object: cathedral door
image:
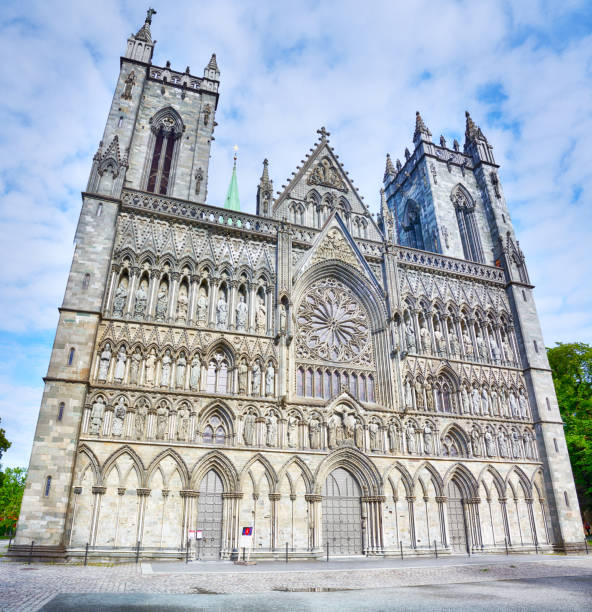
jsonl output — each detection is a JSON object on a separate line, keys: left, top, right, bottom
{"left": 197, "top": 470, "right": 224, "bottom": 559}
{"left": 446, "top": 480, "right": 468, "bottom": 553}
{"left": 322, "top": 468, "right": 363, "bottom": 555}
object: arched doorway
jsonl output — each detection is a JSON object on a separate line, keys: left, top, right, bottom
{"left": 446, "top": 480, "right": 468, "bottom": 553}
{"left": 197, "top": 470, "right": 223, "bottom": 559}
{"left": 322, "top": 468, "right": 363, "bottom": 555}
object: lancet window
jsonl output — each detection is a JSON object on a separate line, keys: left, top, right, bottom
{"left": 145, "top": 107, "right": 184, "bottom": 195}
{"left": 401, "top": 199, "right": 424, "bottom": 250}
{"left": 452, "top": 185, "right": 484, "bottom": 263}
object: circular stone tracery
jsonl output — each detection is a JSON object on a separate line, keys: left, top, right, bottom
{"left": 296, "top": 278, "right": 370, "bottom": 363}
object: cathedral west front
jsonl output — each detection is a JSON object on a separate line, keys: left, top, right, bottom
{"left": 12, "top": 10, "right": 584, "bottom": 561}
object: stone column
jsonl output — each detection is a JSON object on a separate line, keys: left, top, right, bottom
{"left": 89, "top": 486, "right": 106, "bottom": 545}
{"left": 499, "top": 497, "right": 511, "bottom": 547}
{"left": 406, "top": 496, "right": 417, "bottom": 548}
{"left": 248, "top": 282, "right": 257, "bottom": 333}
{"left": 222, "top": 492, "right": 243, "bottom": 554}
{"left": 266, "top": 287, "right": 273, "bottom": 335}
{"left": 228, "top": 280, "right": 238, "bottom": 330}
{"left": 180, "top": 490, "right": 198, "bottom": 549}
{"left": 135, "top": 488, "right": 151, "bottom": 546}
{"left": 467, "top": 318, "right": 478, "bottom": 361}
{"left": 426, "top": 311, "right": 435, "bottom": 356}
{"left": 146, "top": 270, "right": 160, "bottom": 320}
{"left": 167, "top": 272, "right": 180, "bottom": 322}
{"left": 188, "top": 275, "right": 199, "bottom": 325}
{"left": 124, "top": 267, "right": 140, "bottom": 316}
{"left": 454, "top": 317, "right": 464, "bottom": 358}
{"left": 436, "top": 495, "right": 448, "bottom": 547}
{"left": 208, "top": 278, "right": 219, "bottom": 327}
{"left": 305, "top": 494, "right": 322, "bottom": 551}
{"left": 269, "top": 493, "right": 280, "bottom": 551}
{"left": 255, "top": 417, "right": 266, "bottom": 447}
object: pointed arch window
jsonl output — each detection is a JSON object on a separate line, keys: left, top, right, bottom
{"left": 452, "top": 186, "right": 484, "bottom": 263}
{"left": 401, "top": 199, "right": 424, "bottom": 250}
{"left": 145, "top": 108, "right": 184, "bottom": 195}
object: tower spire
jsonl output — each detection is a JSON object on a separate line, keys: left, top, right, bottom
{"left": 384, "top": 153, "right": 396, "bottom": 181}
{"left": 413, "top": 111, "right": 432, "bottom": 144}
{"left": 257, "top": 158, "right": 274, "bottom": 217}
{"left": 224, "top": 146, "right": 240, "bottom": 211}
{"left": 134, "top": 8, "right": 156, "bottom": 42}
{"left": 125, "top": 8, "right": 157, "bottom": 62}
{"left": 464, "top": 110, "right": 487, "bottom": 145}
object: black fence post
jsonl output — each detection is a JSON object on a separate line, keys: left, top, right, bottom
{"left": 326, "top": 540, "right": 329, "bottom": 563}
{"left": 285, "top": 542, "right": 288, "bottom": 564}
{"left": 8, "top": 527, "right": 13, "bottom": 550}
{"left": 135, "top": 540, "right": 140, "bottom": 564}
{"left": 186, "top": 539, "right": 190, "bottom": 564}
{"left": 84, "top": 542, "right": 89, "bottom": 566}
{"left": 400, "top": 540, "right": 403, "bottom": 561}
{"left": 28, "top": 540, "right": 34, "bottom": 565}
{"left": 505, "top": 537, "right": 509, "bottom": 556}
{"left": 585, "top": 538, "right": 589, "bottom": 555}
{"left": 434, "top": 539, "right": 438, "bottom": 559}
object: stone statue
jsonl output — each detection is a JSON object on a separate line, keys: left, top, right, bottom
{"left": 238, "top": 361, "right": 248, "bottom": 394}
{"left": 476, "top": 334, "right": 487, "bottom": 359}
{"left": 449, "top": 330, "right": 460, "bottom": 356}
{"left": 424, "top": 380, "right": 434, "bottom": 410}
{"left": 252, "top": 362, "right": 261, "bottom": 395}
{"left": 511, "top": 431, "right": 521, "bottom": 458}
{"left": 523, "top": 432, "right": 535, "bottom": 459}
{"left": 121, "top": 70, "right": 136, "bottom": 100}
{"left": 481, "top": 389, "right": 489, "bottom": 416}
{"left": 176, "top": 353, "right": 186, "bottom": 389}
{"left": 519, "top": 392, "right": 528, "bottom": 419}
{"left": 355, "top": 421, "right": 365, "bottom": 449}
{"left": 406, "top": 425, "right": 416, "bottom": 454}
{"left": 462, "top": 330, "right": 473, "bottom": 356}
{"left": 434, "top": 329, "right": 446, "bottom": 355}
{"left": 404, "top": 380, "right": 413, "bottom": 407}
{"left": 266, "top": 414, "right": 277, "bottom": 447}
{"left": 388, "top": 422, "right": 398, "bottom": 452}
{"left": 112, "top": 399, "right": 126, "bottom": 436}
{"left": 155, "top": 284, "right": 168, "bottom": 321}
{"left": 114, "top": 346, "right": 127, "bottom": 383}
{"left": 98, "top": 343, "right": 111, "bottom": 381}
{"left": 498, "top": 431, "right": 508, "bottom": 458}
{"left": 461, "top": 386, "right": 470, "bottom": 414}
{"left": 135, "top": 404, "right": 147, "bottom": 440}
{"left": 423, "top": 425, "right": 433, "bottom": 454}
{"left": 265, "top": 363, "right": 275, "bottom": 396}
{"left": 90, "top": 397, "right": 104, "bottom": 435}
{"left": 471, "top": 428, "right": 481, "bottom": 457}
{"left": 236, "top": 295, "right": 248, "bottom": 331}
{"left": 190, "top": 355, "right": 201, "bottom": 390}
{"left": 484, "top": 431, "right": 495, "bottom": 457}
{"left": 130, "top": 349, "right": 141, "bottom": 385}
{"left": 195, "top": 167, "right": 204, "bottom": 196}
{"left": 176, "top": 287, "right": 188, "bottom": 321}
{"left": 414, "top": 379, "right": 423, "bottom": 408}
{"left": 491, "top": 389, "right": 499, "bottom": 416}
{"left": 112, "top": 280, "right": 128, "bottom": 317}
{"left": 156, "top": 404, "right": 168, "bottom": 440}
{"left": 490, "top": 337, "right": 500, "bottom": 362}
{"left": 405, "top": 322, "right": 416, "bottom": 352}
{"left": 309, "top": 417, "right": 320, "bottom": 449}
{"left": 197, "top": 290, "right": 208, "bottom": 325}
{"left": 134, "top": 281, "right": 148, "bottom": 318}
{"left": 160, "top": 350, "right": 172, "bottom": 387}
{"left": 287, "top": 416, "right": 298, "bottom": 448}
{"left": 144, "top": 350, "right": 156, "bottom": 387}
{"left": 216, "top": 294, "right": 228, "bottom": 329}
{"left": 328, "top": 413, "right": 340, "bottom": 449}
{"left": 279, "top": 303, "right": 287, "bottom": 333}
{"left": 369, "top": 422, "right": 380, "bottom": 451}
{"left": 509, "top": 393, "right": 519, "bottom": 418}
{"left": 502, "top": 338, "right": 513, "bottom": 362}
{"left": 420, "top": 324, "right": 432, "bottom": 353}
{"left": 177, "top": 408, "right": 189, "bottom": 441}
{"left": 243, "top": 413, "right": 255, "bottom": 446}
{"left": 255, "top": 300, "right": 266, "bottom": 334}
{"left": 472, "top": 387, "right": 481, "bottom": 414}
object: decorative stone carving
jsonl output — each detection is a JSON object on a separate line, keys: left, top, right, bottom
{"left": 113, "top": 280, "right": 128, "bottom": 317}
{"left": 406, "top": 425, "right": 416, "bottom": 454}
{"left": 510, "top": 393, "right": 519, "bottom": 418}
{"left": 135, "top": 402, "right": 147, "bottom": 440}
{"left": 511, "top": 431, "right": 521, "bottom": 458}
{"left": 420, "top": 323, "right": 432, "bottom": 353}
{"left": 216, "top": 294, "right": 228, "bottom": 329}
{"left": 404, "top": 380, "right": 413, "bottom": 407}
{"left": 434, "top": 328, "right": 446, "bottom": 354}
{"left": 287, "top": 416, "right": 298, "bottom": 448}
{"left": 134, "top": 281, "right": 148, "bottom": 318}
{"left": 498, "top": 431, "right": 508, "bottom": 458}
{"left": 423, "top": 425, "right": 433, "bottom": 454}
{"left": 98, "top": 343, "right": 111, "bottom": 382}
{"left": 160, "top": 350, "right": 172, "bottom": 387}
{"left": 405, "top": 322, "right": 416, "bottom": 352}
{"left": 121, "top": 70, "right": 136, "bottom": 100}
{"left": 156, "top": 404, "right": 168, "bottom": 440}
{"left": 195, "top": 167, "right": 204, "bottom": 196}
{"left": 176, "top": 353, "right": 186, "bottom": 388}
{"left": 236, "top": 295, "right": 248, "bottom": 331}
{"left": 279, "top": 303, "right": 287, "bottom": 333}
{"left": 90, "top": 397, "right": 105, "bottom": 435}
{"left": 309, "top": 417, "right": 320, "bottom": 449}
{"left": 462, "top": 330, "right": 473, "bottom": 356}
{"left": 203, "top": 104, "right": 212, "bottom": 126}
{"left": 476, "top": 333, "right": 487, "bottom": 359}
{"left": 145, "top": 350, "right": 156, "bottom": 387}
{"left": 481, "top": 389, "right": 489, "bottom": 416}
{"left": 255, "top": 299, "right": 266, "bottom": 334}
{"left": 155, "top": 284, "right": 168, "bottom": 321}
{"left": 471, "top": 387, "right": 481, "bottom": 414}
{"left": 265, "top": 363, "right": 275, "bottom": 396}
{"left": 461, "top": 386, "right": 470, "bottom": 414}
{"left": 266, "top": 414, "right": 277, "bottom": 447}
{"left": 114, "top": 346, "right": 127, "bottom": 383}
{"left": 252, "top": 361, "right": 261, "bottom": 395}
{"left": 519, "top": 391, "right": 528, "bottom": 419}
{"left": 112, "top": 398, "right": 126, "bottom": 436}
{"left": 471, "top": 428, "right": 481, "bottom": 457}
{"left": 176, "top": 286, "right": 188, "bottom": 321}
{"left": 130, "top": 349, "right": 141, "bottom": 385}
{"left": 369, "top": 422, "right": 380, "bottom": 451}
{"left": 238, "top": 360, "right": 248, "bottom": 395}
{"left": 388, "top": 422, "right": 398, "bottom": 453}
{"left": 177, "top": 408, "right": 189, "bottom": 441}
{"left": 243, "top": 412, "right": 255, "bottom": 446}
{"left": 307, "top": 156, "right": 347, "bottom": 191}
{"left": 190, "top": 355, "right": 201, "bottom": 390}
{"left": 484, "top": 430, "right": 495, "bottom": 457}
{"left": 196, "top": 289, "right": 208, "bottom": 325}
{"left": 490, "top": 337, "right": 500, "bottom": 362}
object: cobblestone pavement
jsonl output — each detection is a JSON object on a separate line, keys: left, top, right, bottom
{"left": 1, "top": 554, "right": 591, "bottom": 611}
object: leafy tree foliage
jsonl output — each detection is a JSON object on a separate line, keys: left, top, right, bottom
{"left": 0, "top": 467, "right": 26, "bottom": 534}
{"left": 547, "top": 342, "right": 592, "bottom": 512}
{"left": 0, "top": 418, "right": 10, "bottom": 463}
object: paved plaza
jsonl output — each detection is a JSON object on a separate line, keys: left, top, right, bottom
{"left": 1, "top": 550, "right": 592, "bottom": 611}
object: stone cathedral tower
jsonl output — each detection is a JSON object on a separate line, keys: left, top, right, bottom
{"left": 11, "top": 12, "right": 583, "bottom": 561}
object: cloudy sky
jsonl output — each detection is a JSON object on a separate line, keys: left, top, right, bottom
{"left": 1, "top": 0, "right": 591, "bottom": 468}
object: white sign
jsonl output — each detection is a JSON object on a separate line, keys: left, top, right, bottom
{"left": 195, "top": 530, "right": 203, "bottom": 540}
{"left": 239, "top": 526, "right": 253, "bottom": 548}
{"left": 188, "top": 530, "right": 196, "bottom": 540}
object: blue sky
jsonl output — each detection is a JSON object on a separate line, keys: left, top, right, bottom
{"left": 1, "top": 0, "right": 591, "bottom": 467}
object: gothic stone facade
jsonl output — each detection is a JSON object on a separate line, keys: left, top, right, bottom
{"left": 13, "top": 13, "right": 583, "bottom": 561}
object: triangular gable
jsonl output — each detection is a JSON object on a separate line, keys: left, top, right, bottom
{"left": 292, "top": 211, "right": 382, "bottom": 292}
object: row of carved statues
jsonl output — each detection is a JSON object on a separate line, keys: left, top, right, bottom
{"left": 84, "top": 396, "right": 537, "bottom": 460}
{"left": 95, "top": 343, "right": 277, "bottom": 397}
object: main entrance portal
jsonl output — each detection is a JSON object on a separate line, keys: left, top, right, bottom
{"left": 197, "top": 470, "right": 223, "bottom": 559}
{"left": 322, "top": 468, "right": 363, "bottom": 555}
{"left": 446, "top": 480, "right": 468, "bottom": 553}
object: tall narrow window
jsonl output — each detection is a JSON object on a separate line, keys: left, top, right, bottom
{"left": 297, "top": 368, "right": 304, "bottom": 396}
{"left": 145, "top": 107, "right": 184, "bottom": 195}
{"left": 44, "top": 476, "right": 52, "bottom": 497}
{"left": 58, "top": 402, "right": 65, "bottom": 421}
{"left": 402, "top": 200, "right": 424, "bottom": 250}
{"left": 305, "top": 369, "right": 313, "bottom": 397}
{"left": 553, "top": 438, "right": 559, "bottom": 452}
{"left": 82, "top": 273, "right": 90, "bottom": 290}
{"left": 564, "top": 491, "right": 570, "bottom": 507}
{"left": 546, "top": 397, "right": 551, "bottom": 411}
{"left": 96, "top": 203, "right": 103, "bottom": 216}
{"left": 68, "top": 348, "right": 75, "bottom": 366}
{"left": 452, "top": 185, "right": 484, "bottom": 263}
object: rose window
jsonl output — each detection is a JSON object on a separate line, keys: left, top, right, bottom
{"left": 296, "top": 279, "right": 370, "bottom": 363}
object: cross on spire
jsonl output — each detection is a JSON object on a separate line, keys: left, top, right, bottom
{"left": 317, "top": 126, "right": 330, "bottom": 140}
{"left": 146, "top": 8, "right": 157, "bottom": 23}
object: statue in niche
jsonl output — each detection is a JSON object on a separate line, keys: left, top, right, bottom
{"left": 476, "top": 333, "right": 487, "bottom": 359}
{"left": 434, "top": 328, "right": 446, "bottom": 355}
{"left": 369, "top": 422, "right": 380, "bottom": 451}
{"left": 255, "top": 299, "right": 266, "bottom": 334}
{"left": 481, "top": 389, "right": 490, "bottom": 416}
{"left": 404, "top": 380, "right": 413, "bottom": 407}
{"left": 484, "top": 430, "right": 495, "bottom": 457}
{"left": 252, "top": 361, "right": 261, "bottom": 395}
{"left": 130, "top": 349, "right": 141, "bottom": 385}
{"left": 90, "top": 397, "right": 105, "bottom": 435}
{"left": 414, "top": 379, "right": 423, "bottom": 408}
{"left": 236, "top": 295, "right": 248, "bottom": 331}
{"left": 519, "top": 391, "right": 528, "bottom": 419}
{"left": 498, "top": 431, "right": 508, "bottom": 458}
{"left": 511, "top": 431, "right": 521, "bottom": 458}
{"left": 406, "top": 425, "right": 416, "bottom": 454}
{"left": 287, "top": 416, "right": 298, "bottom": 448}
{"left": 342, "top": 410, "right": 356, "bottom": 441}
{"left": 114, "top": 346, "right": 127, "bottom": 383}
{"left": 238, "top": 361, "right": 248, "bottom": 394}
{"left": 423, "top": 425, "right": 434, "bottom": 454}
{"left": 388, "top": 422, "right": 398, "bottom": 453}
{"left": 462, "top": 329, "right": 473, "bottom": 356}
{"left": 243, "top": 413, "right": 255, "bottom": 446}
{"left": 491, "top": 389, "right": 499, "bottom": 416}
{"left": 461, "top": 386, "right": 470, "bottom": 414}
{"left": 176, "top": 286, "right": 188, "bottom": 321}
{"left": 449, "top": 330, "right": 460, "bottom": 356}
{"left": 176, "top": 353, "right": 186, "bottom": 389}
{"left": 134, "top": 281, "right": 148, "bottom": 318}
{"left": 309, "top": 417, "right": 320, "bottom": 449}
{"left": 155, "top": 284, "right": 168, "bottom": 321}
{"left": 424, "top": 380, "right": 434, "bottom": 410}
{"left": 420, "top": 323, "right": 432, "bottom": 353}
{"left": 472, "top": 387, "right": 481, "bottom": 414}
{"left": 203, "top": 103, "right": 212, "bottom": 126}
{"left": 197, "top": 289, "right": 208, "bottom": 325}
{"left": 279, "top": 303, "right": 287, "bottom": 333}
{"left": 112, "top": 280, "right": 128, "bottom": 317}
{"left": 216, "top": 294, "right": 228, "bottom": 329}
{"left": 156, "top": 404, "right": 168, "bottom": 440}
{"left": 502, "top": 337, "right": 513, "bottom": 362}
{"left": 523, "top": 432, "right": 535, "bottom": 459}
{"left": 98, "top": 343, "right": 111, "bottom": 381}
{"left": 265, "top": 363, "right": 275, "bottom": 396}
{"left": 121, "top": 70, "right": 136, "bottom": 100}
{"left": 327, "top": 413, "right": 340, "bottom": 449}
{"left": 471, "top": 428, "right": 481, "bottom": 457}
{"left": 189, "top": 355, "right": 201, "bottom": 390}
{"left": 490, "top": 337, "right": 500, "bottom": 362}
{"left": 509, "top": 393, "right": 519, "bottom": 418}
{"left": 405, "top": 322, "right": 416, "bottom": 352}
{"left": 160, "top": 350, "right": 172, "bottom": 387}
{"left": 144, "top": 349, "right": 156, "bottom": 387}
{"left": 266, "top": 414, "right": 277, "bottom": 447}
{"left": 195, "top": 167, "right": 204, "bottom": 196}
{"left": 355, "top": 421, "right": 365, "bottom": 449}
{"left": 177, "top": 408, "right": 189, "bottom": 441}
{"left": 135, "top": 404, "right": 147, "bottom": 440}
{"left": 112, "top": 398, "right": 126, "bottom": 436}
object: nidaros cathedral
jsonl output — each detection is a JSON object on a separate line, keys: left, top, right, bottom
{"left": 13, "top": 11, "right": 584, "bottom": 561}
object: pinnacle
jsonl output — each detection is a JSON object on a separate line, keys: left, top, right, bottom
{"left": 413, "top": 111, "right": 432, "bottom": 142}
{"left": 206, "top": 53, "right": 219, "bottom": 72}
{"left": 134, "top": 8, "right": 156, "bottom": 43}
{"left": 464, "top": 110, "right": 487, "bottom": 145}
{"left": 384, "top": 153, "right": 396, "bottom": 179}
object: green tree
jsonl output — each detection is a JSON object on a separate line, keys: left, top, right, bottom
{"left": 0, "top": 467, "right": 27, "bottom": 534}
{"left": 0, "top": 418, "right": 10, "bottom": 463}
{"left": 547, "top": 342, "right": 592, "bottom": 512}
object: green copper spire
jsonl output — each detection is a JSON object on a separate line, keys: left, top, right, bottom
{"left": 224, "top": 148, "right": 240, "bottom": 211}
